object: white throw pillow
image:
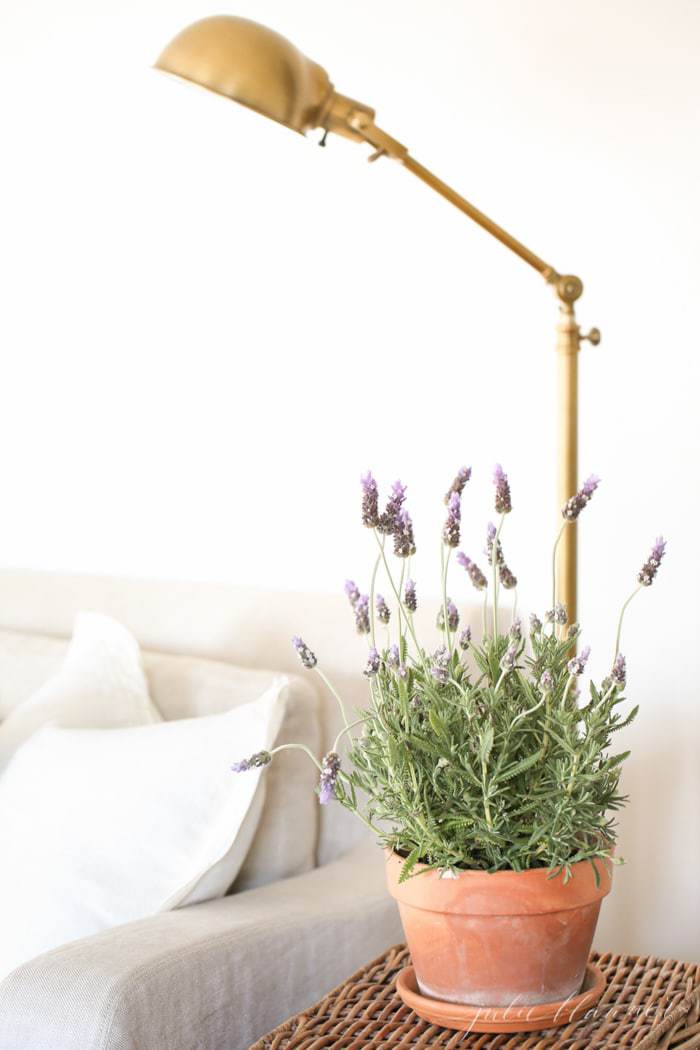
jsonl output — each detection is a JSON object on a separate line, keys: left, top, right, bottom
{"left": 0, "top": 611, "right": 160, "bottom": 774}
{"left": 0, "top": 679, "right": 286, "bottom": 979}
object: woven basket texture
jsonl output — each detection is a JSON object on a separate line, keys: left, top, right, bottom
{"left": 252, "top": 944, "right": 700, "bottom": 1049}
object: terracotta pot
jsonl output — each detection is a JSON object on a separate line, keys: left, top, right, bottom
{"left": 386, "top": 851, "right": 612, "bottom": 1007}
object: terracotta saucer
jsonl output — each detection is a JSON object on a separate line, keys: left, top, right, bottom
{"left": 395, "top": 963, "right": 606, "bottom": 1034}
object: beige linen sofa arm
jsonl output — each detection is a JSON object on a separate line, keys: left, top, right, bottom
{"left": 0, "top": 841, "right": 402, "bottom": 1050}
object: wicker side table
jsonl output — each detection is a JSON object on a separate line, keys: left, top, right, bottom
{"left": 252, "top": 944, "right": 700, "bottom": 1049}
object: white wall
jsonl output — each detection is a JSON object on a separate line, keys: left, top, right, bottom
{"left": 0, "top": 0, "right": 698, "bottom": 959}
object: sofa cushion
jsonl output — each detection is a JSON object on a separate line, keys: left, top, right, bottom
{"left": 0, "top": 680, "right": 288, "bottom": 980}
{"left": 0, "top": 629, "right": 321, "bottom": 890}
{"left": 0, "top": 613, "right": 160, "bottom": 773}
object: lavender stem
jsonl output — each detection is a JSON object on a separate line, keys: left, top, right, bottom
{"left": 368, "top": 545, "right": 383, "bottom": 648}
{"left": 373, "top": 529, "right": 424, "bottom": 666}
{"left": 440, "top": 543, "right": 453, "bottom": 657}
{"left": 270, "top": 742, "right": 323, "bottom": 772}
{"left": 332, "top": 717, "right": 365, "bottom": 754}
{"left": 561, "top": 674, "right": 576, "bottom": 708}
{"left": 551, "top": 520, "right": 567, "bottom": 622}
{"left": 492, "top": 514, "right": 505, "bottom": 639}
{"left": 313, "top": 667, "right": 350, "bottom": 728}
{"left": 397, "top": 559, "right": 406, "bottom": 641}
{"left": 615, "top": 585, "right": 642, "bottom": 659}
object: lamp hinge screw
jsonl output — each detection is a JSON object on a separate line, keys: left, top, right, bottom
{"left": 581, "top": 327, "right": 601, "bottom": 346}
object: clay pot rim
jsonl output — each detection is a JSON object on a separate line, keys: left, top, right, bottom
{"left": 386, "top": 848, "right": 613, "bottom": 915}
{"left": 386, "top": 847, "right": 612, "bottom": 880}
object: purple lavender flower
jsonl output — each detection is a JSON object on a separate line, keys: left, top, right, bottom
{"left": 567, "top": 645, "right": 591, "bottom": 677}
{"left": 567, "top": 622, "right": 580, "bottom": 639}
{"left": 638, "top": 536, "right": 667, "bottom": 587}
{"left": 354, "top": 594, "right": 370, "bottom": 635}
{"left": 361, "top": 471, "right": 379, "bottom": 528}
{"left": 442, "top": 491, "right": 461, "bottom": 548}
{"left": 603, "top": 649, "right": 628, "bottom": 695}
{"left": 458, "top": 626, "right": 472, "bottom": 651}
{"left": 545, "top": 603, "right": 568, "bottom": 626}
{"left": 318, "top": 751, "right": 341, "bottom": 805}
{"left": 376, "top": 594, "right": 391, "bottom": 625}
{"left": 562, "top": 474, "right": 600, "bottom": 521}
{"left": 404, "top": 578, "right": 417, "bottom": 612}
{"left": 500, "top": 643, "right": 518, "bottom": 672}
{"left": 493, "top": 463, "right": 512, "bottom": 515}
{"left": 430, "top": 647, "right": 450, "bottom": 684}
{"left": 437, "top": 600, "right": 459, "bottom": 632}
{"left": 378, "top": 480, "right": 406, "bottom": 535}
{"left": 231, "top": 750, "right": 272, "bottom": 773}
{"left": 292, "top": 635, "right": 317, "bottom": 669}
{"left": 611, "top": 653, "right": 627, "bottom": 689}
{"left": 388, "top": 644, "right": 408, "bottom": 679}
{"left": 444, "top": 466, "right": 472, "bottom": 505}
{"left": 363, "top": 647, "right": 381, "bottom": 677}
{"left": 393, "top": 507, "right": 416, "bottom": 558}
{"left": 499, "top": 562, "right": 518, "bottom": 590}
{"left": 485, "top": 525, "right": 516, "bottom": 588}
{"left": 510, "top": 618, "right": 522, "bottom": 640}
{"left": 539, "top": 669, "right": 554, "bottom": 693}
{"left": 344, "top": 579, "right": 360, "bottom": 606}
{"left": 456, "top": 552, "right": 488, "bottom": 591}
{"left": 485, "top": 522, "right": 504, "bottom": 567}
{"left": 529, "top": 613, "right": 543, "bottom": 634}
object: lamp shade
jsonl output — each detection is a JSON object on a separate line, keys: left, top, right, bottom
{"left": 154, "top": 15, "right": 334, "bottom": 135}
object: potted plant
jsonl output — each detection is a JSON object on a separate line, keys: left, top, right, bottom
{"left": 232, "top": 466, "right": 665, "bottom": 1020}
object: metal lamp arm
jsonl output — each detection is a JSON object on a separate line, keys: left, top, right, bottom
{"left": 337, "top": 107, "right": 600, "bottom": 623}
{"left": 341, "top": 107, "right": 567, "bottom": 290}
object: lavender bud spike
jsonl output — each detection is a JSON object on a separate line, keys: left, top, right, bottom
{"left": 567, "top": 645, "right": 591, "bottom": 677}
{"left": 562, "top": 474, "right": 600, "bottom": 521}
{"left": 375, "top": 594, "right": 391, "bottom": 625}
{"left": 442, "top": 491, "right": 461, "bottom": 548}
{"left": 318, "top": 751, "right": 341, "bottom": 805}
{"left": 444, "top": 466, "right": 472, "bottom": 505}
{"left": 493, "top": 463, "right": 512, "bottom": 515}
{"left": 292, "top": 636, "right": 317, "bottom": 669}
{"left": 378, "top": 480, "right": 407, "bottom": 535}
{"left": 364, "top": 647, "right": 381, "bottom": 677}
{"left": 456, "top": 552, "right": 488, "bottom": 591}
{"left": 638, "top": 536, "right": 666, "bottom": 587}
{"left": 361, "top": 471, "right": 379, "bottom": 528}
{"left": 231, "top": 750, "right": 272, "bottom": 773}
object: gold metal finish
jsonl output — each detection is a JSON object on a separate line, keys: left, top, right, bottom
{"left": 156, "top": 15, "right": 601, "bottom": 623}
{"left": 556, "top": 303, "right": 582, "bottom": 622}
{"left": 154, "top": 16, "right": 335, "bottom": 135}
{"left": 400, "top": 156, "right": 557, "bottom": 280}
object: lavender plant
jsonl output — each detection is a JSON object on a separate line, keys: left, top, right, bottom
{"left": 233, "top": 468, "right": 665, "bottom": 883}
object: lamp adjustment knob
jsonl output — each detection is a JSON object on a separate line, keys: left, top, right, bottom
{"left": 581, "top": 327, "right": 601, "bottom": 346}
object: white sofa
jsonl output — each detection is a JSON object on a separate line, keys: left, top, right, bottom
{"left": 0, "top": 570, "right": 414, "bottom": 1049}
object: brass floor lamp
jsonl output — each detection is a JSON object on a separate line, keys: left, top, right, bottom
{"left": 155, "top": 15, "right": 600, "bottom": 623}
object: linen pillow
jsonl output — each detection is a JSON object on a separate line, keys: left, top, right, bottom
{"left": 0, "top": 611, "right": 160, "bottom": 774}
{"left": 0, "top": 679, "right": 286, "bottom": 980}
